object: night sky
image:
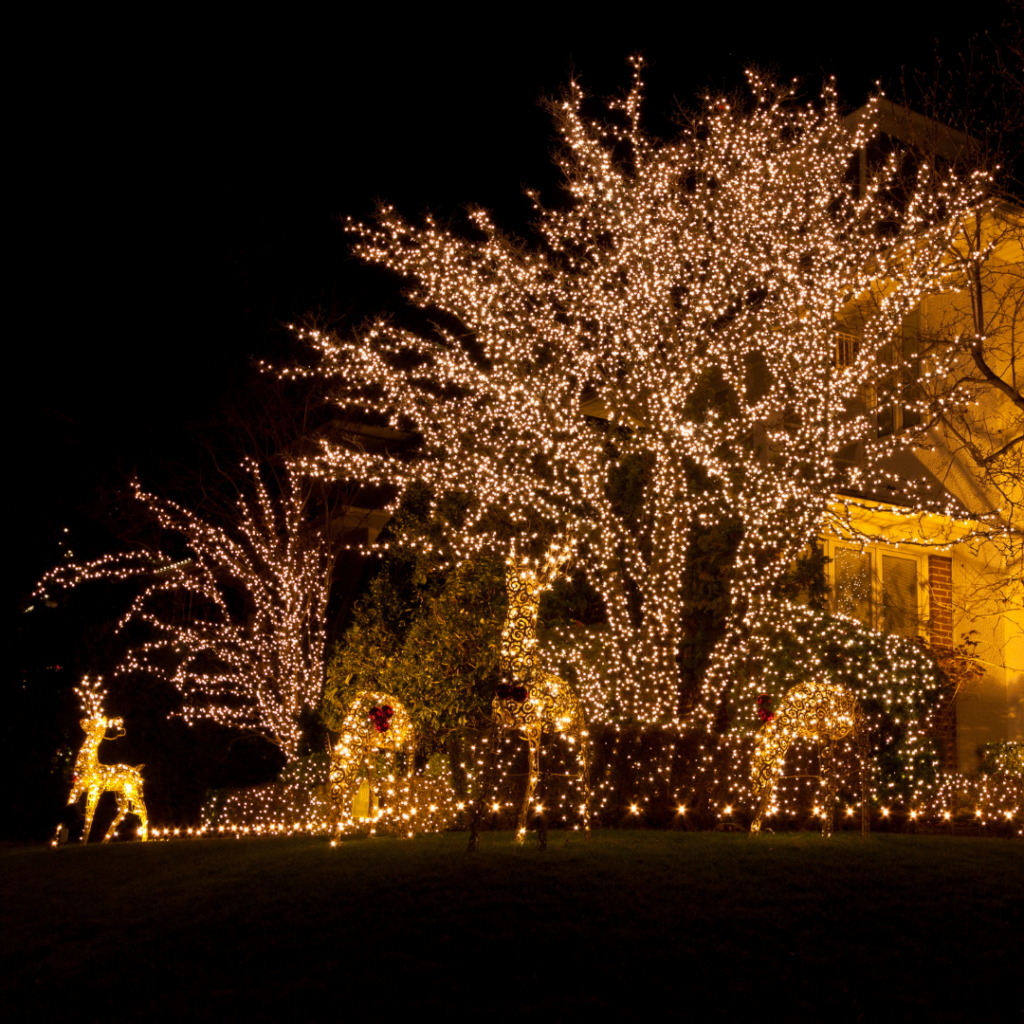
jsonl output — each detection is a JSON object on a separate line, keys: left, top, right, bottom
{"left": 8, "top": 5, "right": 1011, "bottom": 646}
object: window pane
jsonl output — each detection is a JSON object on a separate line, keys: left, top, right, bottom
{"left": 745, "top": 349, "right": 770, "bottom": 403}
{"left": 835, "top": 548, "right": 872, "bottom": 625}
{"left": 900, "top": 310, "right": 922, "bottom": 430}
{"left": 882, "top": 555, "right": 917, "bottom": 637}
{"left": 836, "top": 331, "right": 860, "bottom": 369}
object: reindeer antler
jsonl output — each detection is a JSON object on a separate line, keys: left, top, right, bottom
{"left": 74, "top": 675, "right": 107, "bottom": 719}
{"left": 538, "top": 528, "right": 576, "bottom": 585}
{"left": 507, "top": 528, "right": 577, "bottom": 587}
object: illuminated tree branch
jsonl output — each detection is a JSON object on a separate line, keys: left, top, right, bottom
{"left": 36, "top": 462, "right": 329, "bottom": 760}
{"left": 291, "top": 62, "right": 990, "bottom": 725}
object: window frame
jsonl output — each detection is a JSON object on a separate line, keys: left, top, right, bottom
{"left": 821, "top": 535, "right": 930, "bottom": 638}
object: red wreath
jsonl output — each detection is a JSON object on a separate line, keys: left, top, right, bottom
{"left": 369, "top": 705, "right": 394, "bottom": 733}
{"left": 757, "top": 694, "right": 775, "bottom": 722}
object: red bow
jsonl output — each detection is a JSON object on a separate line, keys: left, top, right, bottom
{"left": 496, "top": 683, "right": 529, "bottom": 703}
{"left": 369, "top": 705, "right": 394, "bottom": 733}
{"left": 757, "top": 694, "right": 775, "bottom": 722}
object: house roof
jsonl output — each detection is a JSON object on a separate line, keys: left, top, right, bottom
{"left": 842, "top": 99, "right": 976, "bottom": 163}
{"left": 835, "top": 443, "right": 975, "bottom": 520}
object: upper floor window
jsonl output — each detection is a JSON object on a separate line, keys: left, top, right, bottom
{"left": 835, "top": 331, "right": 860, "bottom": 369}
{"left": 876, "top": 309, "right": 923, "bottom": 437}
{"left": 834, "top": 310, "right": 923, "bottom": 437}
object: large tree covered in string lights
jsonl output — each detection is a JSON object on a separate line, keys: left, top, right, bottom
{"left": 294, "top": 60, "right": 990, "bottom": 725}
{"left": 35, "top": 462, "right": 330, "bottom": 760}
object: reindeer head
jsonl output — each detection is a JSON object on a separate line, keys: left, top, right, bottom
{"left": 75, "top": 677, "right": 124, "bottom": 741}
{"left": 505, "top": 533, "right": 575, "bottom": 597}
{"left": 79, "top": 714, "right": 125, "bottom": 740}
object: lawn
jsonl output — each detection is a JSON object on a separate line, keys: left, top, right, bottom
{"left": 2, "top": 831, "right": 1020, "bottom": 1020}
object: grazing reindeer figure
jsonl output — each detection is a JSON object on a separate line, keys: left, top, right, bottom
{"left": 327, "top": 683, "right": 414, "bottom": 840}
{"left": 749, "top": 681, "right": 870, "bottom": 839}
{"left": 472, "top": 536, "right": 591, "bottom": 849}
{"left": 68, "top": 677, "right": 148, "bottom": 843}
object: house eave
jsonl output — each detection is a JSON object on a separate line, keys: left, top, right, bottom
{"left": 826, "top": 491, "right": 982, "bottom": 550}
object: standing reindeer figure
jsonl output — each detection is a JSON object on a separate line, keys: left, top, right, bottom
{"left": 327, "top": 683, "right": 414, "bottom": 840}
{"left": 471, "top": 536, "right": 591, "bottom": 849}
{"left": 67, "top": 677, "right": 148, "bottom": 843}
{"left": 749, "top": 681, "right": 870, "bottom": 839}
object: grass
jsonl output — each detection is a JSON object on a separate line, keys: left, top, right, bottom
{"left": 2, "top": 831, "right": 1021, "bottom": 1021}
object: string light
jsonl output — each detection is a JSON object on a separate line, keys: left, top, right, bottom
{"left": 41, "top": 63, "right": 1019, "bottom": 841}
{"left": 286, "top": 62, "right": 992, "bottom": 738}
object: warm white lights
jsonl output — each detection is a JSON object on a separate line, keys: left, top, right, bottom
{"left": 39, "top": 60, "right": 1023, "bottom": 844}
{"left": 291, "top": 64, "right": 989, "bottom": 738}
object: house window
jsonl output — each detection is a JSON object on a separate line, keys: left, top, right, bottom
{"left": 835, "top": 325, "right": 878, "bottom": 416}
{"left": 826, "top": 539, "right": 924, "bottom": 638}
{"left": 881, "top": 554, "right": 918, "bottom": 637}
{"left": 836, "top": 331, "right": 860, "bottom": 369}
{"left": 877, "top": 309, "right": 923, "bottom": 436}
{"left": 834, "top": 547, "right": 872, "bottom": 623}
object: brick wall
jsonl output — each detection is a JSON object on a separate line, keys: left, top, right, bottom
{"left": 928, "top": 555, "right": 956, "bottom": 767}
{"left": 928, "top": 555, "right": 953, "bottom": 648}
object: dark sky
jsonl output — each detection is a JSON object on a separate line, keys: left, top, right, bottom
{"left": 9, "top": 4, "right": 1012, "bottom": 586}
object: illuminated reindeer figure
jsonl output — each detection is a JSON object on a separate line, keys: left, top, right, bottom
{"left": 749, "top": 681, "right": 870, "bottom": 839}
{"left": 474, "top": 536, "right": 591, "bottom": 848}
{"left": 327, "top": 683, "right": 414, "bottom": 840}
{"left": 67, "top": 677, "right": 148, "bottom": 842}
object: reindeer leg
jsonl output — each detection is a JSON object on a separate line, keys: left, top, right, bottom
{"left": 536, "top": 751, "right": 548, "bottom": 853}
{"left": 82, "top": 788, "right": 101, "bottom": 844}
{"left": 750, "top": 781, "right": 775, "bottom": 836}
{"left": 366, "top": 751, "right": 380, "bottom": 838}
{"left": 327, "top": 757, "right": 346, "bottom": 840}
{"left": 347, "top": 765, "right": 367, "bottom": 835}
{"left": 857, "top": 717, "right": 871, "bottom": 838}
{"left": 329, "top": 762, "right": 358, "bottom": 841}
{"left": 820, "top": 736, "right": 836, "bottom": 840}
{"left": 468, "top": 725, "right": 500, "bottom": 853}
{"left": 532, "top": 741, "right": 548, "bottom": 851}
{"left": 327, "top": 778, "right": 340, "bottom": 838}
{"left": 104, "top": 792, "right": 127, "bottom": 843}
{"left": 131, "top": 785, "right": 149, "bottom": 841}
{"left": 327, "top": 777, "right": 341, "bottom": 839}
{"left": 751, "top": 730, "right": 788, "bottom": 836}
{"left": 579, "top": 728, "right": 592, "bottom": 842}
{"left": 750, "top": 718, "right": 788, "bottom": 837}
{"left": 516, "top": 726, "right": 541, "bottom": 845}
